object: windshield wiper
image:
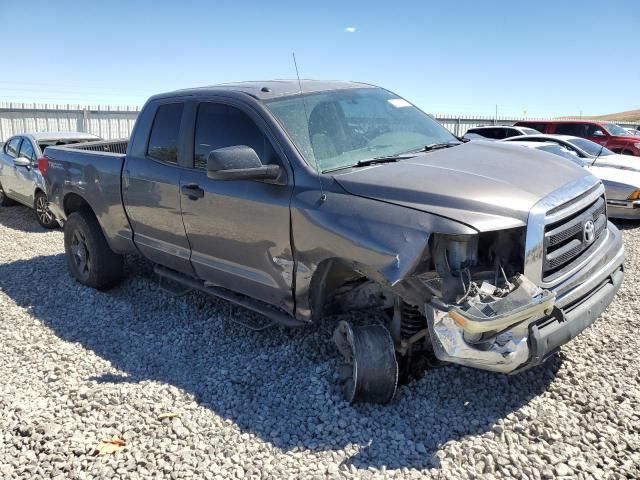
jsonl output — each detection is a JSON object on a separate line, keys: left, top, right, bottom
{"left": 322, "top": 154, "right": 410, "bottom": 173}
{"left": 321, "top": 142, "right": 461, "bottom": 173}
{"left": 412, "top": 142, "right": 462, "bottom": 153}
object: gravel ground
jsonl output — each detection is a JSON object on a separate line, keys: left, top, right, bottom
{"left": 0, "top": 204, "right": 638, "bottom": 480}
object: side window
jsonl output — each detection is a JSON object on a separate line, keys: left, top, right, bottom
{"left": 523, "top": 123, "right": 547, "bottom": 133}
{"left": 5, "top": 137, "right": 22, "bottom": 158}
{"left": 147, "top": 103, "right": 184, "bottom": 164}
{"left": 585, "top": 124, "right": 603, "bottom": 136}
{"left": 504, "top": 129, "right": 521, "bottom": 138}
{"left": 555, "top": 123, "right": 582, "bottom": 136}
{"left": 474, "top": 128, "right": 496, "bottom": 139}
{"left": 194, "top": 103, "right": 269, "bottom": 170}
{"left": 18, "top": 140, "right": 36, "bottom": 162}
{"left": 486, "top": 128, "right": 505, "bottom": 139}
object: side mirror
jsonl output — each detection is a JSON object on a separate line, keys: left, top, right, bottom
{"left": 13, "top": 156, "right": 31, "bottom": 167}
{"left": 207, "top": 146, "right": 282, "bottom": 181}
{"left": 592, "top": 130, "right": 606, "bottom": 137}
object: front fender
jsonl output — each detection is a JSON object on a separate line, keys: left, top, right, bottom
{"left": 291, "top": 187, "right": 477, "bottom": 321}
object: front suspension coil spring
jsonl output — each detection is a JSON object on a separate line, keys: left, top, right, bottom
{"left": 400, "top": 302, "right": 426, "bottom": 339}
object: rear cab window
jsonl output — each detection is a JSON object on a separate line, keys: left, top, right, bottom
{"left": 147, "top": 103, "right": 184, "bottom": 164}
{"left": 5, "top": 137, "right": 22, "bottom": 158}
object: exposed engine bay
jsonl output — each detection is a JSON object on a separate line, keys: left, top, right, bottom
{"left": 332, "top": 229, "right": 556, "bottom": 403}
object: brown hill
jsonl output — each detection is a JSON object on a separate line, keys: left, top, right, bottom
{"left": 586, "top": 109, "right": 640, "bottom": 122}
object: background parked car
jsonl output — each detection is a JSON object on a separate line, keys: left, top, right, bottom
{"left": 462, "top": 125, "right": 540, "bottom": 141}
{"left": 0, "top": 132, "right": 101, "bottom": 227}
{"left": 504, "top": 134, "right": 640, "bottom": 171}
{"left": 509, "top": 140, "right": 640, "bottom": 219}
{"left": 514, "top": 120, "right": 640, "bottom": 156}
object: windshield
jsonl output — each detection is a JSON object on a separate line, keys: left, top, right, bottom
{"left": 567, "top": 138, "right": 615, "bottom": 157}
{"left": 537, "top": 144, "right": 587, "bottom": 166}
{"left": 265, "top": 87, "right": 459, "bottom": 172}
{"left": 603, "top": 123, "right": 631, "bottom": 136}
{"left": 521, "top": 127, "right": 540, "bottom": 135}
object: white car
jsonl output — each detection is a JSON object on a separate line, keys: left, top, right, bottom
{"left": 505, "top": 134, "right": 640, "bottom": 172}
{"left": 0, "top": 132, "right": 101, "bottom": 227}
{"left": 463, "top": 125, "right": 541, "bottom": 141}
{"left": 508, "top": 140, "right": 640, "bottom": 219}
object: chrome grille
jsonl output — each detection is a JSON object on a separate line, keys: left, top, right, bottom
{"left": 542, "top": 195, "right": 607, "bottom": 281}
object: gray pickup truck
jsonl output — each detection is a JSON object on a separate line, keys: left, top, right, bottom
{"left": 43, "top": 81, "right": 624, "bottom": 404}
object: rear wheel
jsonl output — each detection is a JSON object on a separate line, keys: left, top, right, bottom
{"left": 333, "top": 321, "right": 398, "bottom": 404}
{"left": 34, "top": 191, "right": 58, "bottom": 228}
{"left": 64, "top": 210, "right": 124, "bottom": 290}
{"left": 0, "top": 182, "right": 17, "bottom": 206}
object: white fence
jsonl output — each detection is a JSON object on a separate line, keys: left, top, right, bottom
{"left": 0, "top": 103, "right": 139, "bottom": 142}
{"left": 0, "top": 102, "right": 638, "bottom": 142}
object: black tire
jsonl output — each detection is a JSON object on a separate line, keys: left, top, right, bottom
{"left": 64, "top": 210, "right": 124, "bottom": 290}
{"left": 0, "top": 182, "right": 17, "bottom": 206}
{"left": 34, "top": 191, "right": 58, "bottom": 229}
{"left": 333, "top": 321, "right": 398, "bottom": 404}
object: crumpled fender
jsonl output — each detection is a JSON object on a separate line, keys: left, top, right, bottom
{"left": 291, "top": 186, "right": 478, "bottom": 321}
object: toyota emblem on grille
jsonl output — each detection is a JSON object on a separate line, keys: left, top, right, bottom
{"left": 584, "top": 220, "right": 595, "bottom": 244}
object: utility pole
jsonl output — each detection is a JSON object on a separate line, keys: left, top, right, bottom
{"left": 494, "top": 104, "right": 498, "bottom": 125}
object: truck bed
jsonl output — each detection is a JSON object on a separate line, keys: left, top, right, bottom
{"left": 43, "top": 139, "right": 136, "bottom": 255}
{"left": 64, "top": 139, "right": 129, "bottom": 155}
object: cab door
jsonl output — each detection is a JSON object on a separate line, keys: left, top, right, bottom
{"left": 122, "top": 101, "right": 194, "bottom": 275}
{"left": 179, "top": 100, "right": 295, "bottom": 312}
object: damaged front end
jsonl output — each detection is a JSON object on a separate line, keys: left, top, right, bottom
{"left": 423, "top": 232, "right": 555, "bottom": 373}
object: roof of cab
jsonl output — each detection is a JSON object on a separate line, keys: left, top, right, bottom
{"left": 152, "top": 80, "right": 376, "bottom": 102}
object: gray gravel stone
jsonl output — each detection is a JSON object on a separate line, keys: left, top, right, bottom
{"left": 0, "top": 205, "right": 638, "bottom": 479}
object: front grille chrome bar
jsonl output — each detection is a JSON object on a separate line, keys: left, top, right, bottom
{"left": 524, "top": 175, "right": 605, "bottom": 288}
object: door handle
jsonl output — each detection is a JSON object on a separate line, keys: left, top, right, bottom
{"left": 181, "top": 183, "right": 205, "bottom": 200}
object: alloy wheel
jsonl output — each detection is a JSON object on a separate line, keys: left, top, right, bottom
{"left": 70, "top": 230, "right": 91, "bottom": 278}
{"left": 36, "top": 195, "right": 54, "bottom": 225}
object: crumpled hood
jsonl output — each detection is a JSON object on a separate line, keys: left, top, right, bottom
{"left": 333, "top": 142, "right": 594, "bottom": 232}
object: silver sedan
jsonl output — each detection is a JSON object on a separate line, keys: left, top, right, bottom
{"left": 507, "top": 140, "right": 640, "bottom": 219}
{"left": 0, "top": 132, "right": 101, "bottom": 227}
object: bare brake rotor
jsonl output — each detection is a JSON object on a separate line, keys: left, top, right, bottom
{"left": 333, "top": 321, "right": 398, "bottom": 404}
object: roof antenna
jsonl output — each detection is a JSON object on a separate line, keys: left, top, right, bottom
{"left": 293, "top": 52, "right": 326, "bottom": 202}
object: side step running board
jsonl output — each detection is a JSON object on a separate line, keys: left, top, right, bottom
{"left": 154, "top": 265, "right": 306, "bottom": 329}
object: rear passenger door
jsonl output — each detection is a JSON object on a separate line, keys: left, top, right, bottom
{"left": 123, "top": 102, "right": 194, "bottom": 275}
{"left": 179, "top": 100, "right": 295, "bottom": 312}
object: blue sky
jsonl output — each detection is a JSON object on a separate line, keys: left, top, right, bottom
{"left": 1, "top": 0, "right": 638, "bottom": 117}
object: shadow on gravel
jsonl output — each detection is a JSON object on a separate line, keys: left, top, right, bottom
{"left": 0, "top": 205, "right": 52, "bottom": 233}
{"left": 0, "top": 254, "right": 560, "bottom": 471}
{"left": 610, "top": 219, "right": 639, "bottom": 231}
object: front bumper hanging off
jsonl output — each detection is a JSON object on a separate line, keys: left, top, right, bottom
{"left": 426, "top": 226, "right": 625, "bottom": 374}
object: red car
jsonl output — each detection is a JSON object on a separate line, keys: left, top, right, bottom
{"left": 514, "top": 120, "right": 640, "bottom": 156}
